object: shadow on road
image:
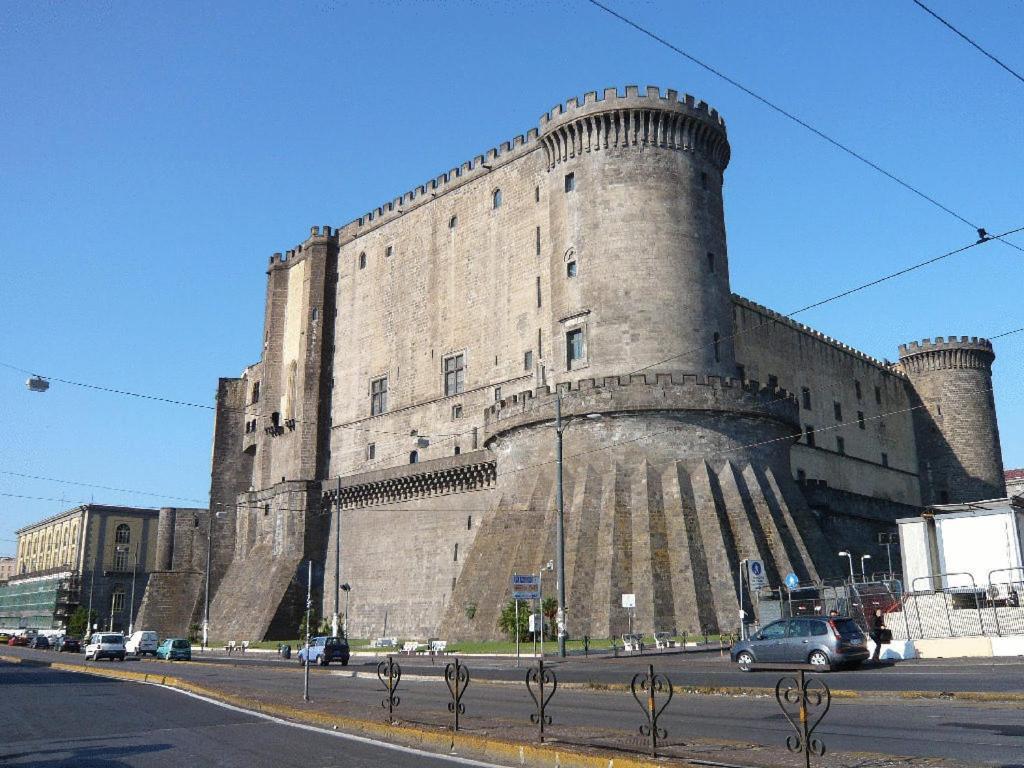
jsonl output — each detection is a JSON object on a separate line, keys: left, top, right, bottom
{"left": 1, "top": 741, "right": 171, "bottom": 768}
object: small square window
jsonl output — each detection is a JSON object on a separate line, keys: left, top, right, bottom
{"left": 805, "top": 425, "right": 816, "bottom": 447}
{"left": 494, "top": 386, "right": 502, "bottom": 402}
{"left": 857, "top": 411, "right": 866, "bottom": 429}
{"left": 409, "top": 450, "right": 419, "bottom": 464}
{"left": 524, "top": 350, "right": 533, "bottom": 370}
{"left": 833, "top": 401, "right": 842, "bottom": 421}
{"left": 454, "top": 445, "right": 461, "bottom": 455}
{"left": 449, "top": 215, "right": 457, "bottom": 229}
{"left": 451, "top": 404, "right": 463, "bottom": 420}
{"left": 366, "top": 443, "right": 376, "bottom": 460}
{"left": 836, "top": 436, "right": 845, "bottom": 455}
{"left": 385, "top": 245, "right": 393, "bottom": 258}
{"left": 881, "top": 452, "right": 889, "bottom": 468}
{"left": 564, "top": 172, "right": 575, "bottom": 192}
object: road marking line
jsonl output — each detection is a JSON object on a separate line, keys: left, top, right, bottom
{"left": 140, "top": 680, "right": 514, "bottom": 768}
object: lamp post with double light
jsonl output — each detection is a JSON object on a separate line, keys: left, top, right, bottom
{"left": 838, "top": 551, "right": 855, "bottom": 581}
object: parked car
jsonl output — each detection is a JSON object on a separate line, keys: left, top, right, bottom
{"left": 297, "top": 636, "right": 350, "bottom": 666}
{"left": 125, "top": 631, "right": 159, "bottom": 657}
{"left": 55, "top": 636, "right": 81, "bottom": 653}
{"left": 731, "top": 617, "right": 868, "bottom": 671}
{"left": 0, "top": 632, "right": 11, "bottom": 644}
{"left": 28, "top": 635, "right": 50, "bottom": 650}
{"left": 156, "top": 638, "right": 192, "bottom": 661}
{"left": 7, "top": 634, "right": 29, "bottom": 647}
{"left": 85, "top": 633, "right": 126, "bottom": 661}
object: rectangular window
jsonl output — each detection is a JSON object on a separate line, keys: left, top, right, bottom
{"left": 535, "top": 186, "right": 540, "bottom": 202}
{"left": 736, "top": 364, "right": 745, "bottom": 381}
{"left": 768, "top": 375, "right": 779, "bottom": 390}
{"left": 836, "top": 436, "right": 845, "bottom": 455}
{"left": 535, "top": 226, "right": 541, "bottom": 256}
{"left": 707, "top": 252, "right": 715, "bottom": 273}
{"left": 801, "top": 387, "right": 812, "bottom": 410}
{"left": 444, "top": 354, "right": 466, "bottom": 396}
{"left": 536, "top": 276, "right": 541, "bottom": 307}
{"left": 855, "top": 380, "right": 863, "bottom": 400}
{"left": 494, "top": 386, "right": 501, "bottom": 402}
{"left": 111, "top": 591, "right": 125, "bottom": 613}
{"left": 875, "top": 385, "right": 882, "bottom": 405}
{"left": 537, "top": 329, "right": 543, "bottom": 359}
{"left": 805, "top": 425, "right": 816, "bottom": 447}
{"left": 524, "top": 350, "right": 533, "bottom": 370}
{"left": 467, "top": 515, "right": 472, "bottom": 530}
{"left": 566, "top": 328, "right": 585, "bottom": 369}
{"left": 881, "top": 452, "right": 889, "bottom": 468}
{"left": 453, "top": 543, "right": 459, "bottom": 562}
{"left": 566, "top": 260, "right": 577, "bottom": 277}
{"left": 451, "top": 404, "right": 463, "bottom": 420}
{"left": 385, "top": 245, "right": 393, "bottom": 258}
{"left": 857, "top": 411, "right": 866, "bottom": 430}
{"left": 833, "top": 401, "right": 842, "bottom": 421}
{"left": 564, "top": 172, "right": 575, "bottom": 192}
{"left": 370, "top": 377, "right": 388, "bottom": 416}
{"left": 366, "top": 443, "right": 376, "bottom": 460}
{"left": 701, "top": 171, "right": 708, "bottom": 190}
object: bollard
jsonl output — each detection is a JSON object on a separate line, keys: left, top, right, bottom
{"left": 444, "top": 657, "right": 470, "bottom": 731}
{"left": 377, "top": 655, "right": 402, "bottom": 724}
{"left": 630, "top": 663, "right": 675, "bottom": 757}
{"left": 526, "top": 658, "right": 557, "bottom": 742}
{"left": 583, "top": 634, "right": 590, "bottom": 658}
{"left": 775, "top": 669, "right": 832, "bottom": 768}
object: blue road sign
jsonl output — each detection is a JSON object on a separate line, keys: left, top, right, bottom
{"left": 785, "top": 572, "right": 799, "bottom": 589}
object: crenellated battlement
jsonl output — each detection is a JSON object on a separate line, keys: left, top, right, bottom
{"left": 898, "top": 336, "right": 995, "bottom": 374}
{"left": 733, "top": 294, "right": 905, "bottom": 375}
{"left": 539, "top": 85, "right": 729, "bottom": 170}
{"left": 483, "top": 372, "right": 798, "bottom": 439}
{"left": 898, "top": 336, "right": 993, "bottom": 357}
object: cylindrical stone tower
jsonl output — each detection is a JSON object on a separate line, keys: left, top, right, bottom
{"left": 540, "top": 86, "right": 735, "bottom": 379}
{"left": 899, "top": 336, "right": 1005, "bottom": 505}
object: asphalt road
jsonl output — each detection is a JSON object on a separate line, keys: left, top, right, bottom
{"left": 7, "top": 648, "right": 1024, "bottom": 765}
{"left": 106, "top": 645, "right": 1024, "bottom": 694}
{"left": 0, "top": 663, "right": 503, "bottom": 768}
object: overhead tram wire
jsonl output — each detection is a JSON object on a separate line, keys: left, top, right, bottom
{"left": 6, "top": 321, "right": 1021, "bottom": 517}
{"left": 910, "top": 0, "right": 1024, "bottom": 86}
{"left": 583, "top": 0, "right": 1024, "bottom": 255}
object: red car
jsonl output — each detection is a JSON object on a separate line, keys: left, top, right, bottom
{"left": 8, "top": 634, "right": 29, "bottom": 647}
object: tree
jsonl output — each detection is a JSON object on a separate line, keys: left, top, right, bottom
{"left": 497, "top": 600, "right": 530, "bottom": 641}
{"left": 67, "top": 607, "right": 97, "bottom": 638}
{"left": 542, "top": 597, "right": 558, "bottom": 640}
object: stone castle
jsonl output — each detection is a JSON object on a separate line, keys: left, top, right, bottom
{"left": 137, "top": 86, "right": 1006, "bottom": 642}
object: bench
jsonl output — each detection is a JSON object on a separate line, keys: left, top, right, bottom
{"left": 371, "top": 637, "right": 397, "bottom": 649}
{"left": 224, "top": 640, "right": 236, "bottom": 654}
{"left": 429, "top": 640, "right": 448, "bottom": 655}
{"left": 654, "top": 632, "right": 677, "bottom": 649}
{"left": 621, "top": 633, "right": 644, "bottom": 653}
{"left": 402, "top": 641, "right": 427, "bottom": 655}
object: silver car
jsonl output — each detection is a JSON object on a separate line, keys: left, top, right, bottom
{"left": 731, "top": 617, "right": 868, "bottom": 670}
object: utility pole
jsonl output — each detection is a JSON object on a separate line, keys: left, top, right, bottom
{"left": 738, "top": 558, "right": 748, "bottom": 640}
{"left": 203, "top": 512, "right": 213, "bottom": 651}
{"left": 555, "top": 391, "right": 567, "bottom": 658}
{"left": 86, "top": 570, "right": 95, "bottom": 638}
{"left": 128, "top": 545, "right": 139, "bottom": 636}
{"left": 303, "top": 559, "right": 312, "bottom": 702}
{"left": 332, "top": 477, "right": 341, "bottom": 638}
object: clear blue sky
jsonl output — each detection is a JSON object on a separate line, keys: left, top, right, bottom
{"left": 2, "top": 1, "right": 1021, "bottom": 555}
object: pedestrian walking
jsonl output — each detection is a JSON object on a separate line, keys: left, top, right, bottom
{"left": 870, "top": 608, "right": 886, "bottom": 661}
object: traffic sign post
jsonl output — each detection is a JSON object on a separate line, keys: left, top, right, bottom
{"left": 784, "top": 572, "right": 799, "bottom": 590}
{"left": 622, "top": 593, "right": 636, "bottom": 636}
{"left": 747, "top": 560, "right": 768, "bottom": 590}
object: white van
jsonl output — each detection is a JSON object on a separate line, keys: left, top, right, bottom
{"left": 125, "top": 631, "right": 159, "bottom": 657}
{"left": 85, "top": 633, "right": 126, "bottom": 661}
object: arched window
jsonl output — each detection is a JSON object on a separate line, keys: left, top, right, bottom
{"left": 449, "top": 215, "right": 458, "bottom": 229}
{"left": 251, "top": 381, "right": 260, "bottom": 404}
{"left": 115, "top": 524, "right": 130, "bottom": 545}
{"left": 409, "top": 450, "right": 419, "bottom": 464}
{"left": 492, "top": 189, "right": 502, "bottom": 209}
{"left": 358, "top": 252, "right": 366, "bottom": 270}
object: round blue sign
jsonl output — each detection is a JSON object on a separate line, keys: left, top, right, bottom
{"left": 785, "top": 572, "right": 799, "bottom": 589}
{"left": 751, "top": 562, "right": 762, "bottom": 575}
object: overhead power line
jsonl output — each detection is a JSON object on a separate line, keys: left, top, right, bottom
{"left": 910, "top": 0, "right": 1024, "bottom": 86}
{"left": 584, "top": 0, "right": 1024, "bottom": 255}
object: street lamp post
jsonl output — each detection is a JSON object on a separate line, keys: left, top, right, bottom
{"left": 554, "top": 392, "right": 567, "bottom": 658}
{"left": 128, "top": 545, "right": 139, "bottom": 636}
{"left": 838, "top": 551, "right": 855, "bottom": 581}
{"left": 738, "top": 558, "right": 749, "bottom": 640}
{"left": 332, "top": 477, "right": 341, "bottom": 638}
{"left": 878, "top": 532, "right": 898, "bottom": 579}
{"left": 203, "top": 510, "right": 227, "bottom": 651}
{"left": 860, "top": 554, "right": 872, "bottom": 582}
